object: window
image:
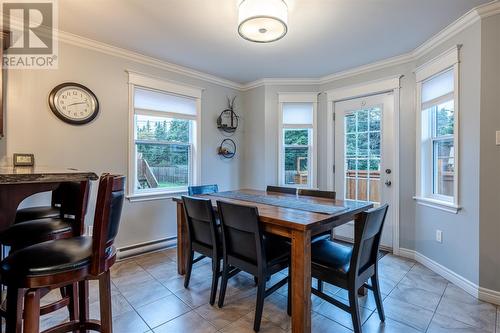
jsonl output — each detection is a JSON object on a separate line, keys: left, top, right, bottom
{"left": 278, "top": 94, "right": 317, "bottom": 188}
{"left": 415, "top": 46, "right": 460, "bottom": 212}
{"left": 128, "top": 72, "right": 201, "bottom": 200}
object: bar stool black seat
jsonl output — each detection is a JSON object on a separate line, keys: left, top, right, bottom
{"left": 14, "top": 184, "right": 65, "bottom": 223}
{"left": 216, "top": 201, "right": 291, "bottom": 332}
{"left": 1, "top": 182, "right": 89, "bottom": 251}
{"left": 182, "top": 195, "right": 222, "bottom": 305}
{"left": 311, "top": 204, "right": 389, "bottom": 333}
{"left": 1, "top": 174, "right": 125, "bottom": 333}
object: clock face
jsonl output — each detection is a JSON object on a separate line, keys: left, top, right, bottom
{"left": 49, "top": 83, "right": 99, "bottom": 125}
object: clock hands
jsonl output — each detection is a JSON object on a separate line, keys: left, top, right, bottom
{"left": 66, "top": 101, "right": 87, "bottom": 107}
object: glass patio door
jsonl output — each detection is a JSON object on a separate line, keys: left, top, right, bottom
{"left": 333, "top": 93, "right": 395, "bottom": 248}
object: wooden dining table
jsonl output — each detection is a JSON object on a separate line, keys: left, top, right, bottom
{"left": 173, "top": 189, "right": 373, "bottom": 333}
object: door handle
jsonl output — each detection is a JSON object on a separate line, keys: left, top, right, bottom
{"left": 385, "top": 180, "right": 392, "bottom": 187}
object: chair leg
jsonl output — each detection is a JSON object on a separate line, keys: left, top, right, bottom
{"left": 5, "top": 287, "right": 23, "bottom": 333}
{"left": 348, "top": 288, "right": 362, "bottom": 333}
{"left": 209, "top": 258, "right": 220, "bottom": 306}
{"left": 23, "top": 289, "right": 41, "bottom": 333}
{"left": 317, "top": 279, "right": 323, "bottom": 292}
{"left": 371, "top": 274, "right": 385, "bottom": 321}
{"left": 253, "top": 277, "right": 266, "bottom": 332}
{"left": 67, "top": 283, "right": 79, "bottom": 321}
{"left": 184, "top": 249, "right": 194, "bottom": 288}
{"left": 217, "top": 263, "right": 230, "bottom": 308}
{"left": 99, "top": 270, "right": 113, "bottom": 333}
{"left": 78, "top": 280, "right": 89, "bottom": 333}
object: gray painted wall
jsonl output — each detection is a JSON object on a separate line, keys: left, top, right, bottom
{"left": 479, "top": 14, "right": 500, "bottom": 291}
{"left": 240, "top": 21, "right": 485, "bottom": 286}
{"left": 2, "top": 41, "right": 242, "bottom": 249}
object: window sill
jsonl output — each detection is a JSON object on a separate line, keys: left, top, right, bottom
{"left": 413, "top": 196, "right": 461, "bottom": 214}
{"left": 127, "top": 190, "right": 187, "bottom": 202}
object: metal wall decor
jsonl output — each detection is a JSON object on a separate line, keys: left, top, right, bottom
{"left": 217, "top": 138, "right": 236, "bottom": 159}
{"left": 217, "top": 96, "right": 239, "bottom": 133}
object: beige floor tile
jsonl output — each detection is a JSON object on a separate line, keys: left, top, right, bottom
{"left": 194, "top": 294, "right": 255, "bottom": 330}
{"left": 262, "top": 294, "right": 291, "bottom": 331}
{"left": 388, "top": 282, "right": 442, "bottom": 311}
{"left": 427, "top": 313, "right": 490, "bottom": 333}
{"left": 153, "top": 310, "right": 217, "bottom": 333}
{"left": 219, "top": 312, "right": 287, "bottom": 333}
{"left": 310, "top": 312, "right": 352, "bottom": 333}
{"left": 112, "top": 309, "right": 150, "bottom": 333}
{"left": 134, "top": 250, "right": 174, "bottom": 270}
{"left": 89, "top": 292, "right": 134, "bottom": 320}
{"left": 383, "top": 296, "right": 434, "bottom": 331}
{"left": 136, "top": 294, "right": 191, "bottom": 329}
{"left": 436, "top": 284, "right": 496, "bottom": 332}
{"left": 399, "top": 265, "right": 448, "bottom": 296}
{"left": 174, "top": 279, "right": 215, "bottom": 308}
{"left": 335, "top": 288, "right": 387, "bottom": 311}
{"left": 121, "top": 278, "right": 172, "bottom": 308}
{"left": 362, "top": 311, "right": 423, "bottom": 333}
{"left": 314, "top": 295, "right": 374, "bottom": 330}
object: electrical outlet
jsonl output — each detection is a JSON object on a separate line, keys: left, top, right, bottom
{"left": 496, "top": 131, "right": 500, "bottom": 146}
{"left": 436, "top": 230, "right": 443, "bottom": 243}
{"left": 87, "top": 225, "right": 93, "bottom": 236}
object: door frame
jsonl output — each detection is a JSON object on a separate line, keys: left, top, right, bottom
{"left": 326, "top": 76, "right": 402, "bottom": 255}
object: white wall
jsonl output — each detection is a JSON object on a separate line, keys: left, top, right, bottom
{"left": 2, "top": 41, "right": 242, "bottom": 249}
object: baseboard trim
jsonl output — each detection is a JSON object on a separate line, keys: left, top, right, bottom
{"left": 117, "top": 236, "right": 177, "bottom": 260}
{"left": 399, "top": 248, "right": 500, "bottom": 305}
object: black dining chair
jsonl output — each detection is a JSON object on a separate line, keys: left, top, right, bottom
{"left": 298, "top": 189, "right": 336, "bottom": 199}
{"left": 181, "top": 195, "right": 222, "bottom": 305}
{"left": 188, "top": 184, "right": 219, "bottom": 196}
{"left": 298, "top": 189, "right": 337, "bottom": 244}
{"left": 310, "top": 204, "right": 389, "bottom": 333}
{"left": 216, "top": 201, "right": 291, "bottom": 332}
{"left": 266, "top": 185, "right": 296, "bottom": 195}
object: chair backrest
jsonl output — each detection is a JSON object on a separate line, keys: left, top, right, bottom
{"left": 217, "top": 201, "right": 265, "bottom": 268}
{"left": 266, "top": 186, "right": 296, "bottom": 195}
{"left": 182, "top": 196, "right": 219, "bottom": 251}
{"left": 297, "top": 189, "right": 336, "bottom": 199}
{"left": 350, "top": 204, "right": 389, "bottom": 277}
{"left": 188, "top": 184, "right": 219, "bottom": 196}
{"left": 59, "top": 181, "right": 91, "bottom": 221}
{"left": 90, "top": 174, "right": 126, "bottom": 275}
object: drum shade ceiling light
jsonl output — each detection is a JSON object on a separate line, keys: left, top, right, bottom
{"left": 238, "top": 0, "right": 288, "bottom": 43}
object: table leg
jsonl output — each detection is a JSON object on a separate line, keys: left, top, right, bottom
{"left": 176, "top": 202, "right": 188, "bottom": 275}
{"left": 291, "top": 229, "right": 312, "bottom": 333}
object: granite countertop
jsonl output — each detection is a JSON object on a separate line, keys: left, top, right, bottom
{"left": 0, "top": 166, "right": 99, "bottom": 184}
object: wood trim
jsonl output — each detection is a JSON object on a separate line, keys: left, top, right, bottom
{"left": 0, "top": 31, "right": 11, "bottom": 138}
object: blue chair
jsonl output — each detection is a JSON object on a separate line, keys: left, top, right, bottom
{"left": 188, "top": 184, "right": 219, "bottom": 196}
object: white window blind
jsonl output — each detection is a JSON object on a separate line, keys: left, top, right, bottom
{"left": 282, "top": 103, "right": 313, "bottom": 125}
{"left": 421, "top": 69, "right": 454, "bottom": 109}
{"left": 134, "top": 88, "right": 197, "bottom": 118}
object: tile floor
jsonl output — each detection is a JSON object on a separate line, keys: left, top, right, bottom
{"left": 37, "top": 247, "right": 499, "bottom": 333}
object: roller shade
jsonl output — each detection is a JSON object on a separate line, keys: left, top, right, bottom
{"left": 134, "top": 87, "right": 197, "bottom": 117}
{"left": 421, "top": 69, "right": 454, "bottom": 108}
{"left": 283, "top": 102, "right": 313, "bottom": 125}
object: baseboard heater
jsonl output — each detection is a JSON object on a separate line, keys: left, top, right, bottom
{"left": 117, "top": 236, "right": 177, "bottom": 260}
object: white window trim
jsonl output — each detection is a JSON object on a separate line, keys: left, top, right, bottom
{"left": 414, "top": 45, "right": 461, "bottom": 213}
{"left": 278, "top": 93, "right": 318, "bottom": 189}
{"left": 127, "top": 71, "right": 202, "bottom": 201}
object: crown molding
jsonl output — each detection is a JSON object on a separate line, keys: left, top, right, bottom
{"left": 242, "top": 0, "right": 499, "bottom": 91}
{"left": 16, "top": 0, "right": 497, "bottom": 92}
{"left": 58, "top": 31, "right": 243, "bottom": 91}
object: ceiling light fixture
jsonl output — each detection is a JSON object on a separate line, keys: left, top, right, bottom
{"left": 238, "top": 0, "right": 288, "bottom": 43}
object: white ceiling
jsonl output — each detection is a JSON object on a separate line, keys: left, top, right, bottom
{"left": 59, "top": 0, "right": 491, "bottom": 84}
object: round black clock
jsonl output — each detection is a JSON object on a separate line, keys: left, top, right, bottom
{"left": 48, "top": 82, "right": 99, "bottom": 125}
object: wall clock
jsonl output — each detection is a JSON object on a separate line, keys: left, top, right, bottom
{"left": 48, "top": 82, "right": 99, "bottom": 125}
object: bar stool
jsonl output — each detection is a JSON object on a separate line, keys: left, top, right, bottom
{"left": 0, "top": 174, "right": 125, "bottom": 333}
{"left": 14, "top": 185, "right": 65, "bottom": 223}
